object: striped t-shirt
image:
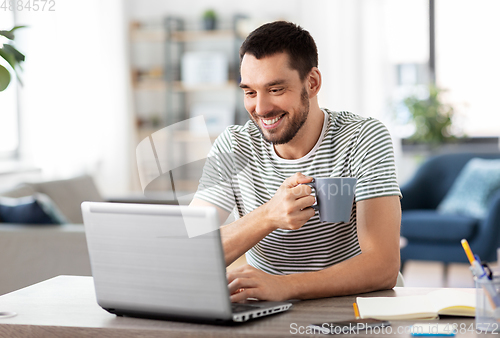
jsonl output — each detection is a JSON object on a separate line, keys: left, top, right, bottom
{"left": 194, "top": 109, "right": 401, "bottom": 275}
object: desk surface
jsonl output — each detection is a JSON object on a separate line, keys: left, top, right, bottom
{"left": 0, "top": 276, "right": 485, "bottom": 337}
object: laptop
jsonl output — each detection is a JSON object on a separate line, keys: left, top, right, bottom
{"left": 81, "top": 202, "right": 292, "bottom": 323}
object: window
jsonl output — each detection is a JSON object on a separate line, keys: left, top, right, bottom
{"left": 0, "top": 9, "right": 19, "bottom": 159}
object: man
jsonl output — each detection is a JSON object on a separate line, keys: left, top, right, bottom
{"left": 190, "top": 21, "right": 402, "bottom": 302}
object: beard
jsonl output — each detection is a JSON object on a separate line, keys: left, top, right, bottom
{"left": 251, "top": 87, "right": 310, "bottom": 145}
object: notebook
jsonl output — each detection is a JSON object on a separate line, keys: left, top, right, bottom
{"left": 81, "top": 202, "right": 292, "bottom": 323}
{"left": 356, "top": 289, "right": 475, "bottom": 320}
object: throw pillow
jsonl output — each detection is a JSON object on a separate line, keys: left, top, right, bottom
{"left": 437, "top": 158, "right": 500, "bottom": 219}
{"left": 0, "top": 193, "right": 68, "bottom": 224}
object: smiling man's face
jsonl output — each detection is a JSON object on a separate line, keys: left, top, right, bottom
{"left": 239, "top": 52, "right": 310, "bottom": 145}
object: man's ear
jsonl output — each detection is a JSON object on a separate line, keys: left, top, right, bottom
{"left": 306, "top": 67, "right": 322, "bottom": 98}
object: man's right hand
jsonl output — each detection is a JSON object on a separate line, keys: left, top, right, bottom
{"left": 262, "top": 172, "right": 316, "bottom": 231}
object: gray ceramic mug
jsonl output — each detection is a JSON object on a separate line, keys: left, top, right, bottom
{"left": 305, "top": 177, "right": 357, "bottom": 223}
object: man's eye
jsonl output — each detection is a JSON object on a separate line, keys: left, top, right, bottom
{"left": 244, "top": 91, "right": 255, "bottom": 96}
{"left": 270, "top": 88, "right": 284, "bottom": 93}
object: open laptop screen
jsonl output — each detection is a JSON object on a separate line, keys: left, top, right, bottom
{"left": 82, "top": 202, "right": 232, "bottom": 321}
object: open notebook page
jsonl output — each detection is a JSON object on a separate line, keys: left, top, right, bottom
{"left": 357, "top": 295, "right": 438, "bottom": 320}
{"left": 428, "top": 289, "right": 475, "bottom": 316}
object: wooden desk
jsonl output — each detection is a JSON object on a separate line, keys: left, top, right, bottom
{"left": 0, "top": 276, "right": 486, "bottom": 337}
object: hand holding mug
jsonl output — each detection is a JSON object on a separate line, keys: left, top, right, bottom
{"left": 263, "top": 173, "right": 316, "bottom": 231}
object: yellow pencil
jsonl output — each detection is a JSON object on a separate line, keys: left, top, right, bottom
{"left": 461, "top": 239, "right": 475, "bottom": 265}
{"left": 353, "top": 302, "right": 360, "bottom": 319}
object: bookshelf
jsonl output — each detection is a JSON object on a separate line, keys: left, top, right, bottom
{"left": 129, "top": 16, "right": 246, "bottom": 195}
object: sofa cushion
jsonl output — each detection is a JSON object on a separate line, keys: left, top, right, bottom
{"left": 28, "top": 175, "right": 103, "bottom": 224}
{"left": 0, "top": 184, "right": 36, "bottom": 198}
{"left": 401, "top": 210, "right": 479, "bottom": 242}
{"left": 0, "top": 223, "right": 91, "bottom": 295}
{"left": 437, "top": 158, "right": 500, "bottom": 219}
{"left": 0, "top": 193, "right": 68, "bottom": 224}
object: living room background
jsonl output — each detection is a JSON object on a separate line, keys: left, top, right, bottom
{"left": 1, "top": 0, "right": 498, "bottom": 197}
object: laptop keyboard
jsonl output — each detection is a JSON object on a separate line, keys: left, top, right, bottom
{"left": 231, "top": 303, "right": 260, "bottom": 313}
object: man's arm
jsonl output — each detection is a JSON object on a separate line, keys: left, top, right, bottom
{"left": 190, "top": 197, "right": 274, "bottom": 265}
{"left": 190, "top": 198, "right": 231, "bottom": 227}
{"left": 227, "top": 195, "right": 401, "bottom": 301}
{"left": 190, "top": 173, "right": 316, "bottom": 266}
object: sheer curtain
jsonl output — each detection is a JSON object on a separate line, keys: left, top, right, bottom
{"left": 15, "top": 0, "right": 134, "bottom": 195}
{"left": 298, "top": 0, "right": 434, "bottom": 184}
{"left": 298, "top": 0, "right": 406, "bottom": 179}
{"left": 298, "top": 1, "right": 394, "bottom": 120}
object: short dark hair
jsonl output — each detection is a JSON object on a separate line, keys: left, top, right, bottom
{"left": 239, "top": 21, "right": 318, "bottom": 81}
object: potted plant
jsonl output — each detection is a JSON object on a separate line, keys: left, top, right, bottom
{"left": 400, "top": 84, "right": 471, "bottom": 153}
{"left": 403, "top": 84, "right": 456, "bottom": 145}
{"left": 202, "top": 9, "right": 217, "bottom": 31}
{"left": 0, "top": 26, "right": 26, "bottom": 92}
{"left": 401, "top": 85, "right": 498, "bottom": 153}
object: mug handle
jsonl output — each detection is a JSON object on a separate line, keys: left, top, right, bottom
{"left": 303, "top": 179, "right": 319, "bottom": 211}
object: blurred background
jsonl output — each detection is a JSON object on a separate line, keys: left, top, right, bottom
{"left": 1, "top": 0, "right": 499, "bottom": 194}
{"left": 1, "top": 0, "right": 499, "bottom": 289}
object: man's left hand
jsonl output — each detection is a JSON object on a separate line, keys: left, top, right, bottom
{"left": 227, "top": 264, "right": 289, "bottom": 302}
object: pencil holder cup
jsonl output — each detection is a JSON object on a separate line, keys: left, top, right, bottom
{"left": 475, "top": 277, "right": 500, "bottom": 332}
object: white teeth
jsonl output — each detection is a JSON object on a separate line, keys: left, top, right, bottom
{"left": 262, "top": 115, "right": 282, "bottom": 125}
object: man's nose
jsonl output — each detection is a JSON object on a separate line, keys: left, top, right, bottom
{"left": 255, "top": 95, "right": 273, "bottom": 116}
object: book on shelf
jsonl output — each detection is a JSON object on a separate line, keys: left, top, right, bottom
{"left": 356, "top": 289, "right": 475, "bottom": 320}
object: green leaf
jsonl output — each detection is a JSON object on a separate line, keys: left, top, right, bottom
{"left": 404, "top": 84, "right": 456, "bottom": 144}
{"left": 0, "top": 47, "right": 23, "bottom": 86}
{"left": 3, "top": 44, "right": 25, "bottom": 63}
{"left": 9, "top": 25, "right": 27, "bottom": 32}
{"left": 0, "top": 64, "right": 11, "bottom": 91}
{"left": 0, "top": 30, "right": 14, "bottom": 40}
{"left": 0, "top": 47, "right": 17, "bottom": 70}
{"left": 0, "top": 26, "right": 27, "bottom": 88}
{"left": 0, "top": 26, "right": 27, "bottom": 40}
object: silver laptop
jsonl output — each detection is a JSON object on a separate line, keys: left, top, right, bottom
{"left": 81, "top": 202, "right": 292, "bottom": 323}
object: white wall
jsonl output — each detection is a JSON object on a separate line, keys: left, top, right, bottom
{"left": 15, "top": 0, "right": 134, "bottom": 195}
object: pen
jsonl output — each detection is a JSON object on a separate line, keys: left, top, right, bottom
{"left": 353, "top": 302, "right": 360, "bottom": 319}
{"left": 475, "top": 254, "right": 493, "bottom": 279}
{"left": 461, "top": 239, "right": 500, "bottom": 309}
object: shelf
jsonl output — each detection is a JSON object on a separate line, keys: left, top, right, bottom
{"left": 129, "top": 18, "right": 244, "bottom": 194}
{"left": 134, "top": 78, "right": 167, "bottom": 91}
{"left": 130, "top": 28, "right": 236, "bottom": 43}
{"left": 133, "top": 79, "right": 238, "bottom": 92}
{"left": 169, "top": 30, "right": 236, "bottom": 42}
{"left": 130, "top": 28, "right": 165, "bottom": 42}
{"left": 171, "top": 80, "right": 238, "bottom": 92}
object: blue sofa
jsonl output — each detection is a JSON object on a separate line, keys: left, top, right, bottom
{"left": 400, "top": 152, "right": 500, "bottom": 265}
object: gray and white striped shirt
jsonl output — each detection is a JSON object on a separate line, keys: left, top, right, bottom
{"left": 194, "top": 109, "right": 401, "bottom": 275}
